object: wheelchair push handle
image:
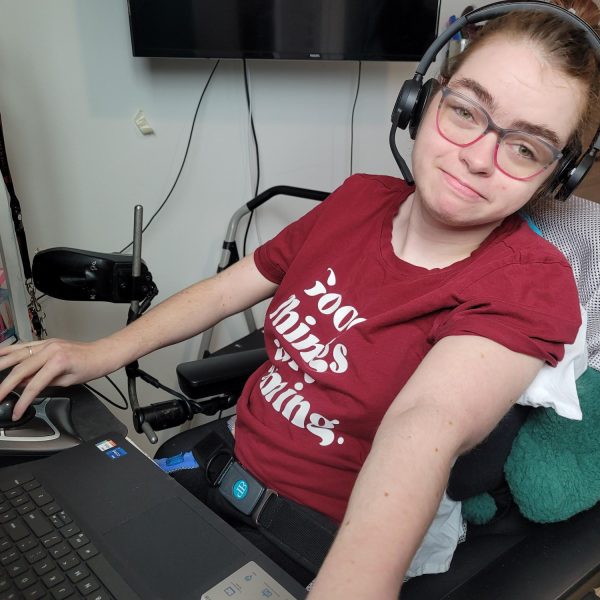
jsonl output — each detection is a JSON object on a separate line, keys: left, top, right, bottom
{"left": 246, "top": 186, "right": 329, "bottom": 211}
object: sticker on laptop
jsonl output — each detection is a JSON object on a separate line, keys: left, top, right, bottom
{"left": 95, "top": 439, "right": 127, "bottom": 459}
{"left": 105, "top": 447, "right": 127, "bottom": 460}
{"left": 95, "top": 439, "right": 117, "bottom": 452}
{"left": 201, "top": 561, "right": 299, "bottom": 599}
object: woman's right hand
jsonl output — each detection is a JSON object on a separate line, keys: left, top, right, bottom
{"left": 0, "top": 338, "right": 116, "bottom": 421}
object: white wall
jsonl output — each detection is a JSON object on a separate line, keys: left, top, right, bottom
{"left": 0, "top": 0, "right": 467, "bottom": 452}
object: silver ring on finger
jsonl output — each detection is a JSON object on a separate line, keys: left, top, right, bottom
{"left": 27, "top": 346, "right": 33, "bottom": 358}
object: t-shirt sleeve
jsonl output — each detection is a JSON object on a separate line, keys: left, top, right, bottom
{"left": 253, "top": 176, "right": 364, "bottom": 283}
{"left": 253, "top": 199, "right": 328, "bottom": 283}
{"left": 430, "top": 260, "right": 581, "bottom": 366}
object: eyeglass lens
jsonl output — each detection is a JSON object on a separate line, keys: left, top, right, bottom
{"left": 437, "top": 90, "right": 557, "bottom": 179}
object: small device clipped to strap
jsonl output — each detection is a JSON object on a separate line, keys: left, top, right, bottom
{"left": 200, "top": 431, "right": 336, "bottom": 573}
{"left": 214, "top": 457, "right": 278, "bottom": 524}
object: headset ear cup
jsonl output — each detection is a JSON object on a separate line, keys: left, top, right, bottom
{"left": 391, "top": 78, "right": 422, "bottom": 131}
{"left": 552, "top": 152, "right": 595, "bottom": 201}
{"left": 546, "top": 153, "right": 576, "bottom": 202}
{"left": 408, "top": 79, "right": 439, "bottom": 140}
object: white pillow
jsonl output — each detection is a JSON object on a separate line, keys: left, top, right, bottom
{"left": 516, "top": 306, "right": 588, "bottom": 420}
{"left": 405, "top": 493, "right": 464, "bottom": 578}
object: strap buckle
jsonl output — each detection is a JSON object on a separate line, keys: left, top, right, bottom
{"left": 217, "top": 459, "right": 276, "bottom": 519}
{"left": 252, "top": 487, "right": 278, "bottom": 526}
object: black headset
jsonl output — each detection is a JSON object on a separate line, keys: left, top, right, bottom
{"left": 390, "top": 0, "right": 600, "bottom": 201}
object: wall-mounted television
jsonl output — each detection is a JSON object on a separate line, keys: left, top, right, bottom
{"left": 127, "top": 0, "right": 440, "bottom": 61}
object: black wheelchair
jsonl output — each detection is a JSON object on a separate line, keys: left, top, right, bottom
{"left": 137, "top": 186, "right": 600, "bottom": 600}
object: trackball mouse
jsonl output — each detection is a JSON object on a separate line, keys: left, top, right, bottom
{"left": 0, "top": 393, "right": 36, "bottom": 429}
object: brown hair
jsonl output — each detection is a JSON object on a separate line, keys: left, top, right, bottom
{"left": 440, "top": 0, "right": 600, "bottom": 152}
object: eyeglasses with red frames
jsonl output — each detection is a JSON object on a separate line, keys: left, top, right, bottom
{"left": 436, "top": 86, "right": 564, "bottom": 181}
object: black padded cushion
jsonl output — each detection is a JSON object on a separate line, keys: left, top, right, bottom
{"left": 447, "top": 404, "right": 531, "bottom": 501}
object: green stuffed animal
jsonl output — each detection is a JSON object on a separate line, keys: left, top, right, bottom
{"left": 463, "top": 366, "right": 600, "bottom": 525}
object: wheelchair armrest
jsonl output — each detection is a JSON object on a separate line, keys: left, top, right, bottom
{"left": 176, "top": 347, "right": 268, "bottom": 399}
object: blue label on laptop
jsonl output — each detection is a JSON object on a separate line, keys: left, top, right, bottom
{"left": 105, "top": 447, "right": 127, "bottom": 460}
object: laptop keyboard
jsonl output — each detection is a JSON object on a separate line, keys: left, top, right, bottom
{"left": 0, "top": 473, "right": 113, "bottom": 600}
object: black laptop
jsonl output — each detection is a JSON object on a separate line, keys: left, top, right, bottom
{"left": 0, "top": 432, "right": 307, "bottom": 600}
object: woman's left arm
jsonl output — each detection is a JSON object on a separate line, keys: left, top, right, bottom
{"left": 308, "top": 334, "right": 544, "bottom": 599}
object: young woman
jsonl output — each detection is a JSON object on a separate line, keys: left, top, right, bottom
{"left": 0, "top": 0, "right": 598, "bottom": 597}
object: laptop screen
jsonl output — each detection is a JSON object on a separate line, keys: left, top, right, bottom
{"left": 0, "top": 177, "right": 33, "bottom": 345}
{"left": 0, "top": 262, "right": 16, "bottom": 346}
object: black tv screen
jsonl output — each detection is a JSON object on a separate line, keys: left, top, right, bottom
{"left": 127, "top": 0, "right": 440, "bottom": 61}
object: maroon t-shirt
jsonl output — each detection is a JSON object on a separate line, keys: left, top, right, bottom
{"left": 234, "top": 174, "right": 581, "bottom": 522}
